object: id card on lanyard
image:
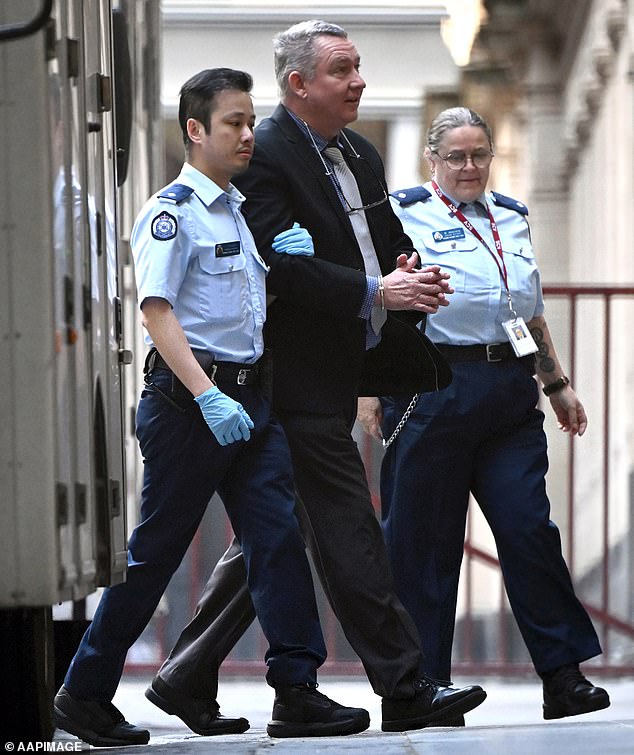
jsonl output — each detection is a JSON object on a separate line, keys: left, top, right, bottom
{"left": 431, "top": 181, "right": 538, "bottom": 357}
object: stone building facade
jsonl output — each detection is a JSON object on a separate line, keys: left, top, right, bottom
{"left": 453, "top": 0, "right": 634, "bottom": 670}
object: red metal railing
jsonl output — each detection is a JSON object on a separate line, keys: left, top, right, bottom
{"left": 126, "top": 286, "right": 634, "bottom": 679}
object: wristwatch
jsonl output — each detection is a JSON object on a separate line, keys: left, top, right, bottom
{"left": 542, "top": 376, "right": 570, "bottom": 396}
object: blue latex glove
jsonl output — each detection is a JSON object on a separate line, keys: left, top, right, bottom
{"left": 194, "top": 385, "right": 254, "bottom": 445}
{"left": 271, "top": 222, "right": 314, "bottom": 256}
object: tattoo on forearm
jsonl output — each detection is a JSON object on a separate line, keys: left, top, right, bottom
{"left": 529, "top": 326, "right": 555, "bottom": 374}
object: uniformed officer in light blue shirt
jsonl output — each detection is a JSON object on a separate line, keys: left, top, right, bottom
{"left": 390, "top": 180, "right": 544, "bottom": 349}
{"left": 132, "top": 160, "right": 268, "bottom": 365}
{"left": 358, "top": 106, "right": 609, "bottom": 723}
{"left": 54, "top": 68, "right": 369, "bottom": 747}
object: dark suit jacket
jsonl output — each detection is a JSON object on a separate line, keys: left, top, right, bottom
{"left": 234, "top": 105, "right": 449, "bottom": 413}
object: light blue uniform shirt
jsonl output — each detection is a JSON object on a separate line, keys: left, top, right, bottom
{"left": 131, "top": 163, "right": 268, "bottom": 364}
{"left": 390, "top": 182, "right": 544, "bottom": 345}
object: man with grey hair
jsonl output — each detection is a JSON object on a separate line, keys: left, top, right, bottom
{"left": 146, "top": 20, "right": 487, "bottom": 736}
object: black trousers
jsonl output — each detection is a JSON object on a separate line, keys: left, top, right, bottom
{"left": 65, "top": 373, "right": 326, "bottom": 700}
{"left": 381, "top": 359, "right": 602, "bottom": 679}
{"left": 158, "top": 407, "right": 424, "bottom": 700}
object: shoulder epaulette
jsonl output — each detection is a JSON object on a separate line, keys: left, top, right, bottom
{"left": 390, "top": 186, "right": 432, "bottom": 207}
{"left": 491, "top": 191, "right": 528, "bottom": 215}
{"left": 157, "top": 183, "right": 195, "bottom": 204}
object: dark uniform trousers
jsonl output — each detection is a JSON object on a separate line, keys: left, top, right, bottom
{"left": 380, "top": 357, "right": 602, "bottom": 680}
{"left": 64, "top": 368, "right": 326, "bottom": 701}
{"left": 158, "top": 406, "right": 425, "bottom": 700}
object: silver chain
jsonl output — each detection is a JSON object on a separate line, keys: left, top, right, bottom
{"left": 378, "top": 331, "right": 444, "bottom": 450}
{"left": 382, "top": 393, "right": 421, "bottom": 450}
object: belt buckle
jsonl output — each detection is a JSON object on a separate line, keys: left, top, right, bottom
{"left": 237, "top": 368, "right": 248, "bottom": 385}
{"left": 485, "top": 343, "right": 503, "bottom": 363}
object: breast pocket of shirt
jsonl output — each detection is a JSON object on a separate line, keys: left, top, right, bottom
{"left": 504, "top": 243, "right": 539, "bottom": 304}
{"left": 418, "top": 234, "right": 477, "bottom": 293}
{"left": 197, "top": 251, "right": 247, "bottom": 323}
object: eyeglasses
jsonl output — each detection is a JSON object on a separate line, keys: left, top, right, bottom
{"left": 305, "top": 125, "right": 389, "bottom": 214}
{"left": 340, "top": 178, "right": 389, "bottom": 215}
{"left": 432, "top": 149, "right": 494, "bottom": 171}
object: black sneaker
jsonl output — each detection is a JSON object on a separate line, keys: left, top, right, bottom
{"left": 382, "top": 675, "right": 486, "bottom": 732}
{"left": 267, "top": 682, "right": 370, "bottom": 738}
{"left": 542, "top": 663, "right": 610, "bottom": 719}
{"left": 54, "top": 686, "right": 150, "bottom": 747}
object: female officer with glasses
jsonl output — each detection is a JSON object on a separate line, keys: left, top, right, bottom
{"left": 357, "top": 107, "right": 609, "bottom": 722}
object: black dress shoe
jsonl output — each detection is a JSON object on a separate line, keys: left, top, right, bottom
{"left": 381, "top": 675, "right": 486, "bottom": 732}
{"left": 54, "top": 686, "right": 149, "bottom": 747}
{"left": 432, "top": 714, "right": 466, "bottom": 727}
{"left": 425, "top": 680, "right": 466, "bottom": 727}
{"left": 542, "top": 663, "right": 610, "bottom": 719}
{"left": 145, "top": 676, "right": 249, "bottom": 735}
{"left": 267, "top": 682, "right": 370, "bottom": 738}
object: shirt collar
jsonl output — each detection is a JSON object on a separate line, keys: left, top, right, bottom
{"left": 433, "top": 183, "right": 488, "bottom": 213}
{"left": 459, "top": 194, "right": 489, "bottom": 217}
{"left": 179, "top": 162, "right": 245, "bottom": 207}
{"left": 471, "top": 192, "right": 488, "bottom": 208}
{"left": 284, "top": 106, "right": 341, "bottom": 153}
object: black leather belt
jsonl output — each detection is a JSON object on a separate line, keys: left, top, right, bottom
{"left": 435, "top": 343, "right": 517, "bottom": 363}
{"left": 145, "top": 348, "right": 260, "bottom": 385}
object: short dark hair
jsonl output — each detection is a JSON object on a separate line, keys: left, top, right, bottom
{"left": 178, "top": 68, "right": 253, "bottom": 150}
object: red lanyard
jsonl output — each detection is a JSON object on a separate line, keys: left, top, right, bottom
{"left": 431, "top": 180, "right": 509, "bottom": 292}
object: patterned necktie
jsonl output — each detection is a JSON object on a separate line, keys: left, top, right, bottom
{"left": 323, "top": 146, "right": 387, "bottom": 335}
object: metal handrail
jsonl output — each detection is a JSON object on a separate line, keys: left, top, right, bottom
{"left": 461, "top": 284, "right": 634, "bottom": 673}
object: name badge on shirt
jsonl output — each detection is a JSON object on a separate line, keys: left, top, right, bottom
{"left": 215, "top": 241, "right": 241, "bottom": 258}
{"left": 432, "top": 228, "right": 466, "bottom": 243}
{"left": 502, "top": 317, "right": 539, "bottom": 357}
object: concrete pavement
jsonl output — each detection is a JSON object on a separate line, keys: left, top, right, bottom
{"left": 53, "top": 674, "right": 634, "bottom": 753}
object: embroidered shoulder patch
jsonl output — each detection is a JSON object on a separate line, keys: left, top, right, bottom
{"left": 151, "top": 211, "right": 177, "bottom": 241}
